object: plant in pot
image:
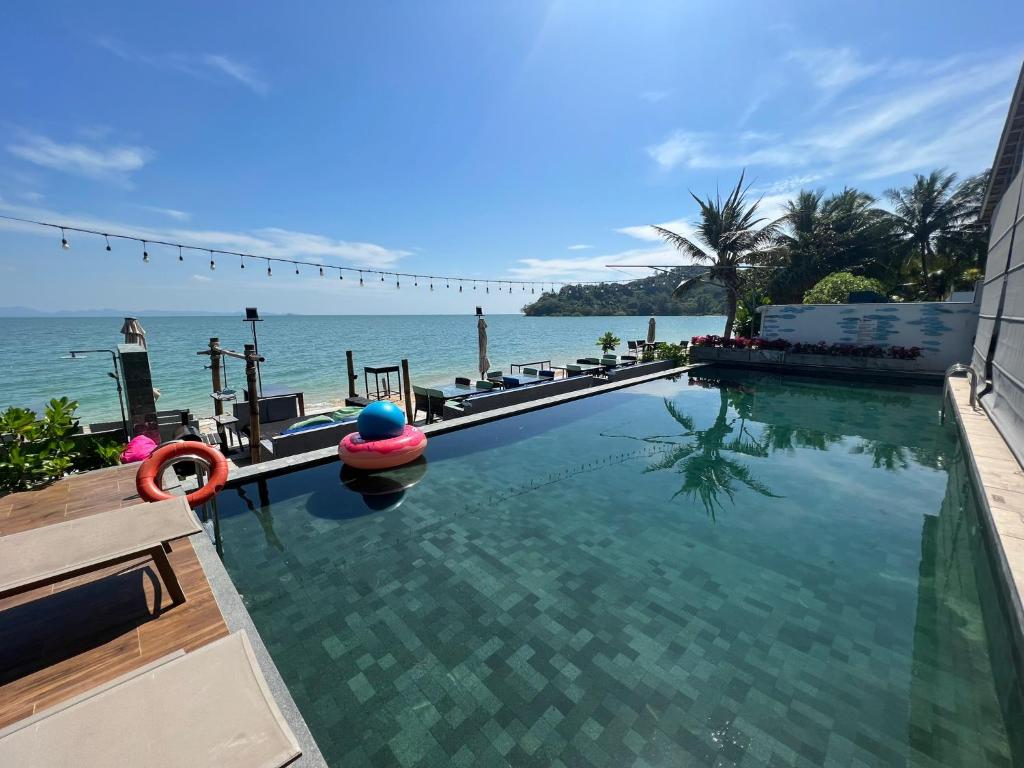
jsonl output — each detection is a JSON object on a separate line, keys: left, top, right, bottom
{"left": 596, "top": 331, "right": 621, "bottom": 355}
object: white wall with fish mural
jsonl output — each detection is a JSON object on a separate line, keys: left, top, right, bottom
{"left": 758, "top": 297, "right": 981, "bottom": 369}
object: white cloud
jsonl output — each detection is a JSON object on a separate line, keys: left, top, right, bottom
{"left": 191, "top": 273, "right": 213, "bottom": 282}
{"left": 97, "top": 38, "right": 268, "bottom": 95}
{"left": 0, "top": 200, "right": 411, "bottom": 268}
{"left": 509, "top": 240, "right": 707, "bottom": 283}
{"left": 20, "top": 191, "right": 44, "bottom": 203}
{"left": 616, "top": 218, "right": 701, "bottom": 244}
{"left": 639, "top": 90, "right": 670, "bottom": 104}
{"left": 566, "top": 243, "right": 593, "bottom": 250}
{"left": 786, "top": 47, "right": 881, "bottom": 97}
{"left": 138, "top": 205, "right": 191, "bottom": 222}
{"left": 646, "top": 50, "right": 1019, "bottom": 180}
{"left": 202, "top": 54, "right": 268, "bottom": 95}
{"left": 7, "top": 134, "right": 152, "bottom": 182}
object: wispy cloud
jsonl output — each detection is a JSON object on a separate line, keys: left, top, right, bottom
{"left": 96, "top": 38, "right": 268, "bottom": 95}
{"left": 7, "top": 133, "right": 152, "bottom": 183}
{"left": 647, "top": 50, "right": 1019, "bottom": 180}
{"left": 639, "top": 89, "right": 670, "bottom": 104}
{"left": 616, "top": 218, "right": 698, "bottom": 244}
{"left": 0, "top": 200, "right": 410, "bottom": 268}
{"left": 566, "top": 243, "right": 593, "bottom": 250}
{"left": 138, "top": 205, "right": 191, "bottom": 222}
{"left": 509, "top": 243, "right": 701, "bottom": 282}
{"left": 201, "top": 54, "right": 268, "bottom": 95}
{"left": 191, "top": 273, "right": 213, "bottom": 282}
{"left": 786, "top": 47, "right": 881, "bottom": 98}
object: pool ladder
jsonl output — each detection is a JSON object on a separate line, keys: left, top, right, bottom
{"left": 940, "top": 363, "right": 978, "bottom": 424}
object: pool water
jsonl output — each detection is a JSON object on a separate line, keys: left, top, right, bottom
{"left": 215, "top": 369, "right": 1024, "bottom": 767}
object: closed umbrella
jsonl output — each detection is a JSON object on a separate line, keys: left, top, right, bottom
{"left": 646, "top": 316, "right": 656, "bottom": 345}
{"left": 477, "top": 315, "right": 490, "bottom": 378}
{"left": 121, "top": 317, "right": 147, "bottom": 348}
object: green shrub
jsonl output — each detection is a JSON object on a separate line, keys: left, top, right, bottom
{"left": 654, "top": 343, "right": 689, "bottom": 367}
{"left": 803, "top": 272, "right": 886, "bottom": 304}
{"left": 0, "top": 398, "right": 123, "bottom": 495}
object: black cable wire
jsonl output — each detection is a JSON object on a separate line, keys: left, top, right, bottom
{"left": 0, "top": 213, "right": 636, "bottom": 289}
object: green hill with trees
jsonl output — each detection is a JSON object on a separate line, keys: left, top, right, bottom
{"left": 521, "top": 266, "right": 727, "bottom": 316}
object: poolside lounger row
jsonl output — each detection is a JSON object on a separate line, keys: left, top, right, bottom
{"left": 0, "top": 630, "right": 301, "bottom": 768}
{"left": 0, "top": 497, "right": 200, "bottom": 608}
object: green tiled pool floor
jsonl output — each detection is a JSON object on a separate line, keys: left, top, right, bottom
{"left": 216, "top": 370, "right": 1024, "bottom": 766}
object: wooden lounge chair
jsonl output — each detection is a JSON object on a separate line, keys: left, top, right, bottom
{"left": 0, "top": 497, "right": 201, "bottom": 609}
{"left": 0, "top": 631, "right": 301, "bottom": 768}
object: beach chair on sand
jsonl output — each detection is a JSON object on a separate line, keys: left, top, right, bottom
{"left": 0, "top": 497, "right": 200, "bottom": 610}
{"left": 0, "top": 631, "right": 301, "bottom": 768}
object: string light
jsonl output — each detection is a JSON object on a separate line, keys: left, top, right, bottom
{"left": 339, "top": 270, "right": 343, "bottom": 280}
{"left": 3, "top": 214, "right": 634, "bottom": 290}
{"left": 209, "top": 250, "right": 216, "bottom": 271}
{"left": 319, "top": 266, "right": 324, "bottom": 277}
{"left": 359, "top": 271, "right": 364, "bottom": 286}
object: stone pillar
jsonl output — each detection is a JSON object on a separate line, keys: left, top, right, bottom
{"left": 118, "top": 343, "right": 159, "bottom": 441}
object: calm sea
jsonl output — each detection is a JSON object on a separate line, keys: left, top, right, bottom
{"left": 0, "top": 314, "right": 724, "bottom": 423}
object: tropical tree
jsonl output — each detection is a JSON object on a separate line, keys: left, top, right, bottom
{"left": 886, "top": 169, "right": 963, "bottom": 298}
{"left": 771, "top": 187, "right": 898, "bottom": 303}
{"left": 656, "top": 171, "right": 779, "bottom": 339}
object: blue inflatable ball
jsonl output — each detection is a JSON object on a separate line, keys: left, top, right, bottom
{"left": 357, "top": 401, "right": 406, "bottom": 440}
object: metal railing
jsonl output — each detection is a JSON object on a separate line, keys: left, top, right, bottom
{"left": 940, "top": 363, "right": 978, "bottom": 423}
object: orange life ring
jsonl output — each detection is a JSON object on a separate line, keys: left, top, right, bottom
{"left": 136, "top": 441, "right": 229, "bottom": 508}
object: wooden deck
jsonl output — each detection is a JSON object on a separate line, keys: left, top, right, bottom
{"left": 0, "top": 463, "right": 228, "bottom": 729}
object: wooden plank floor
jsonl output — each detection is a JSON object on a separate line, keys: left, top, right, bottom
{"left": 0, "top": 464, "right": 229, "bottom": 728}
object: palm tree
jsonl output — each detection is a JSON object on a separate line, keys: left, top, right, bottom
{"left": 886, "top": 169, "right": 961, "bottom": 298}
{"left": 656, "top": 171, "right": 779, "bottom": 339}
{"left": 771, "top": 187, "right": 898, "bottom": 303}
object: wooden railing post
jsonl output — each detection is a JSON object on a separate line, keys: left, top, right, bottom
{"left": 209, "top": 337, "right": 223, "bottom": 416}
{"left": 401, "top": 359, "right": 414, "bottom": 425}
{"left": 244, "top": 344, "right": 262, "bottom": 464}
{"left": 345, "top": 350, "right": 357, "bottom": 398}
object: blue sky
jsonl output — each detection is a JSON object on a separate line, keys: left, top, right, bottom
{"left": 1, "top": 1, "right": 1021, "bottom": 314}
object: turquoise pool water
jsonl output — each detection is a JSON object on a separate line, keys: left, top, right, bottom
{"left": 214, "top": 369, "right": 1024, "bottom": 767}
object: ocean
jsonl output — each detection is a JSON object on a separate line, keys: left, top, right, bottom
{"left": 0, "top": 314, "right": 725, "bottom": 423}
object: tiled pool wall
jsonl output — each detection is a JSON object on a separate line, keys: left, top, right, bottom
{"left": 208, "top": 369, "right": 1024, "bottom": 766}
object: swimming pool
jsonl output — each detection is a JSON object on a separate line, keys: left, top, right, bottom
{"left": 214, "top": 368, "right": 1024, "bottom": 767}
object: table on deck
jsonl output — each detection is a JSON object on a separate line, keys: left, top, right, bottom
{"left": 364, "top": 365, "right": 402, "bottom": 402}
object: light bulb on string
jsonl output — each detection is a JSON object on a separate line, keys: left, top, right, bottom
{"left": 240, "top": 255, "right": 245, "bottom": 269}
{"left": 142, "top": 241, "right": 150, "bottom": 263}
{"left": 396, "top": 277, "right": 400, "bottom": 289}
{"left": 178, "top": 245, "right": 183, "bottom": 262}
{"left": 414, "top": 277, "right": 418, "bottom": 287}
{"left": 295, "top": 263, "right": 300, "bottom": 275}
{"left": 339, "top": 270, "right": 343, "bottom": 280}
{"left": 359, "top": 271, "right": 364, "bottom": 286}
{"left": 381, "top": 273, "right": 385, "bottom": 282}
{"left": 430, "top": 282, "right": 433, "bottom": 291}
{"left": 508, "top": 284, "right": 512, "bottom": 294}
{"left": 267, "top": 260, "right": 273, "bottom": 277}
{"left": 209, "top": 250, "right": 216, "bottom": 271}
{"left": 459, "top": 283, "right": 463, "bottom": 293}
{"left": 319, "top": 266, "right": 324, "bottom": 277}
{"left": 60, "top": 228, "right": 70, "bottom": 250}
{"left": 104, "top": 235, "right": 112, "bottom": 252}
{"left": 485, "top": 283, "right": 489, "bottom": 294}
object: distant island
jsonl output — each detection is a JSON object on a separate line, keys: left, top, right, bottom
{"left": 521, "top": 266, "right": 726, "bottom": 316}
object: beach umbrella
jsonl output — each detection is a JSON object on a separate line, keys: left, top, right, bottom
{"left": 477, "top": 315, "right": 490, "bottom": 377}
{"left": 120, "top": 317, "right": 147, "bottom": 348}
{"left": 646, "top": 316, "right": 656, "bottom": 345}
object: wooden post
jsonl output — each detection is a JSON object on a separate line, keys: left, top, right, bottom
{"left": 209, "top": 337, "right": 223, "bottom": 416}
{"left": 401, "top": 358, "right": 414, "bottom": 425}
{"left": 245, "top": 344, "right": 262, "bottom": 464}
{"left": 345, "top": 350, "right": 357, "bottom": 398}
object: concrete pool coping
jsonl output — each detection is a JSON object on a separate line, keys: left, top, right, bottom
{"left": 947, "top": 376, "right": 1024, "bottom": 654}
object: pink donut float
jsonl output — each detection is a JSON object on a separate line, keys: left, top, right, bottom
{"left": 339, "top": 424, "right": 427, "bottom": 470}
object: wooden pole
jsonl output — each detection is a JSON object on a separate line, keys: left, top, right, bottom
{"left": 244, "top": 344, "right": 262, "bottom": 464}
{"left": 401, "top": 358, "right": 414, "bottom": 425}
{"left": 345, "top": 350, "right": 357, "bottom": 398}
{"left": 209, "top": 337, "right": 223, "bottom": 416}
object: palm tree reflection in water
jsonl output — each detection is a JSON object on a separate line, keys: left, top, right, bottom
{"left": 609, "top": 377, "right": 781, "bottom": 519}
